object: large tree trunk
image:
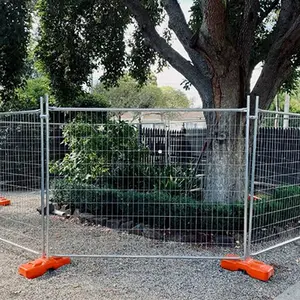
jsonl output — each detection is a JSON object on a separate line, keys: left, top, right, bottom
{"left": 204, "top": 113, "right": 246, "bottom": 203}
{"left": 202, "top": 68, "right": 247, "bottom": 203}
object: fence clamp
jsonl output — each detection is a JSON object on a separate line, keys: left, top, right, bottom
{"left": 249, "top": 115, "right": 258, "bottom": 120}
{"left": 40, "top": 114, "right": 49, "bottom": 120}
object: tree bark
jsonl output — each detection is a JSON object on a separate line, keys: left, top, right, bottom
{"left": 202, "top": 68, "right": 246, "bottom": 203}
{"left": 204, "top": 113, "right": 246, "bottom": 203}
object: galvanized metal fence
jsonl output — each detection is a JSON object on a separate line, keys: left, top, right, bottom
{"left": 249, "top": 109, "right": 300, "bottom": 256}
{"left": 46, "top": 103, "right": 250, "bottom": 259}
{"left": 0, "top": 95, "right": 300, "bottom": 279}
{"left": 0, "top": 109, "right": 42, "bottom": 255}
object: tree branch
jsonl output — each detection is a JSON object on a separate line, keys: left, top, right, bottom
{"left": 123, "top": 0, "right": 213, "bottom": 107}
{"left": 250, "top": 1, "right": 300, "bottom": 79}
{"left": 189, "top": 0, "right": 237, "bottom": 76}
{"left": 251, "top": 60, "right": 293, "bottom": 111}
{"left": 269, "top": 15, "right": 300, "bottom": 62}
{"left": 237, "top": 0, "right": 260, "bottom": 72}
{"left": 201, "top": 0, "right": 227, "bottom": 49}
{"left": 251, "top": 15, "right": 300, "bottom": 109}
{"left": 275, "top": 0, "right": 300, "bottom": 39}
{"left": 161, "top": 0, "right": 211, "bottom": 78}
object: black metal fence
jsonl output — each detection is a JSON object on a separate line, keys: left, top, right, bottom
{"left": 255, "top": 128, "right": 300, "bottom": 185}
{"left": 0, "top": 120, "right": 299, "bottom": 189}
{"left": 141, "top": 127, "right": 300, "bottom": 185}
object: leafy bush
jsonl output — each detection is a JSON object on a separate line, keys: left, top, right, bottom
{"left": 252, "top": 185, "right": 300, "bottom": 230}
{"left": 272, "top": 185, "right": 300, "bottom": 200}
{"left": 51, "top": 180, "right": 300, "bottom": 233}
{"left": 50, "top": 120, "right": 149, "bottom": 184}
{"left": 105, "top": 162, "right": 201, "bottom": 194}
{"left": 70, "top": 92, "right": 108, "bottom": 108}
{"left": 51, "top": 179, "right": 243, "bottom": 231}
{"left": 50, "top": 119, "right": 199, "bottom": 194}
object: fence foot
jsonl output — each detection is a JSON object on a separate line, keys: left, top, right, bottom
{"left": 220, "top": 254, "right": 274, "bottom": 281}
{"left": 0, "top": 197, "right": 10, "bottom": 206}
{"left": 18, "top": 256, "right": 71, "bottom": 279}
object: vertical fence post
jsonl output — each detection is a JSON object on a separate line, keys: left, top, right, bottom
{"left": 247, "top": 96, "right": 259, "bottom": 256}
{"left": 164, "top": 122, "right": 168, "bottom": 165}
{"left": 243, "top": 96, "right": 251, "bottom": 258}
{"left": 283, "top": 93, "right": 290, "bottom": 128}
{"left": 45, "top": 94, "right": 50, "bottom": 258}
{"left": 40, "top": 96, "right": 46, "bottom": 257}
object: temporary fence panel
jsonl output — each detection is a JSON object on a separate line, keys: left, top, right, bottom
{"left": 0, "top": 110, "right": 42, "bottom": 255}
{"left": 5, "top": 95, "right": 300, "bottom": 281}
{"left": 249, "top": 109, "right": 300, "bottom": 256}
{"left": 3, "top": 96, "right": 295, "bottom": 281}
{"left": 46, "top": 106, "right": 250, "bottom": 259}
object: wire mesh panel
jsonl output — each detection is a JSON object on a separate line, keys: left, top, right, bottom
{"left": 250, "top": 110, "right": 300, "bottom": 255}
{"left": 0, "top": 110, "right": 42, "bottom": 254}
{"left": 47, "top": 107, "right": 249, "bottom": 258}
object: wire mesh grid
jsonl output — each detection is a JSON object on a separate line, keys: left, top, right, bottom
{"left": 0, "top": 110, "right": 42, "bottom": 254}
{"left": 250, "top": 110, "right": 300, "bottom": 255}
{"left": 47, "top": 107, "right": 248, "bottom": 258}
{"left": 1, "top": 102, "right": 299, "bottom": 260}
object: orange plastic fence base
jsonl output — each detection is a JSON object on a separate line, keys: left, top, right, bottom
{"left": 0, "top": 197, "right": 10, "bottom": 206}
{"left": 18, "top": 256, "right": 71, "bottom": 279}
{"left": 220, "top": 254, "right": 274, "bottom": 281}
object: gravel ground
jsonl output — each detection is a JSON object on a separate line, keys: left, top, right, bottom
{"left": 0, "top": 191, "right": 300, "bottom": 300}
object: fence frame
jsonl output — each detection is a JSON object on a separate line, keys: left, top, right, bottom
{"left": 44, "top": 97, "right": 250, "bottom": 261}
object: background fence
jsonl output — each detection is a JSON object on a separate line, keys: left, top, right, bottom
{"left": 255, "top": 128, "right": 300, "bottom": 185}
{"left": 0, "top": 112, "right": 41, "bottom": 190}
{"left": 11, "top": 122, "right": 297, "bottom": 190}
{"left": 141, "top": 127, "right": 300, "bottom": 186}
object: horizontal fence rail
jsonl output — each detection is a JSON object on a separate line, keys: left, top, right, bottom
{"left": 49, "top": 107, "right": 247, "bottom": 113}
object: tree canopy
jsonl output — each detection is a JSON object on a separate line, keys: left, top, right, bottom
{"left": 32, "top": 0, "right": 300, "bottom": 110}
{"left": 10, "top": 73, "right": 189, "bottom": 111}
{"left": 1, "top": 1, "right": 300, "bottom": 110}
{"left": 0, "top": 0, "right": 31, "bottom": 100}
{"left": 93, "top": 75, "right": 190, "bottom": 109}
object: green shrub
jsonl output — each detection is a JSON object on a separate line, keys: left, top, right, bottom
{"left": 251, "top": 185, "right": 300, "bottom": 230}
{"left": 50, "top": 120, "right": 149, "bottom": 185}
{"left": 272, "top": 185, "right": 300, "bottom": 200}
{"left": 51, "top": 179, "right": 300, "bottom": 233}
{"left": 51, "top": 179, "right": 245, "bottom": 231}
{"left": 51, "top": 179, "right": 200, "bottom": 229}
{"left": 50, "top": 119, "right": 199, "bottom": 194}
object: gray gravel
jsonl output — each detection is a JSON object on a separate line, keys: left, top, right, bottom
{"left": 0, "top": 191, "right": 300, "bottom": 300}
